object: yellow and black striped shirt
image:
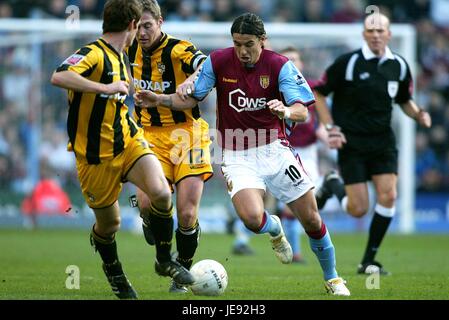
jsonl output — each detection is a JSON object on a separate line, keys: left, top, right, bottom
{"left": 56, "top": 38, "right": 139, "bottom": 164}
{"left": 127, "top": 33, "right": 207, "bottom": 127}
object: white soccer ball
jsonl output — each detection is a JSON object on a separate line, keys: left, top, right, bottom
{"left": 190, "top": 259, "right": 228, "bottom": 296}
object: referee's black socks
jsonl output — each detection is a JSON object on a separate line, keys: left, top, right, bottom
{"left": 361, "top": 204, "right": 395, "bottom": 264}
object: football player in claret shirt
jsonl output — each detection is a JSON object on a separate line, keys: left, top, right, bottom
{"left": 51, "top": 0, "right": 194, "bottom": 299}
{"left": 277, "top": 46, "right": 331, "bottom": 264}
{"left": 136, "top": 13, "right": 351, "bottom": 296}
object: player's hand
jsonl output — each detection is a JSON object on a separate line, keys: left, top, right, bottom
{"left": 417, "top": 110, "right": 431, "bottom": 128}
{"left": 176, "top": 79, "right": 195, "bottom": 101}
{"left": 327, "top": 126, "right": 347, "bottom": 149}
{"left": 134, "top": 90, "right": 159, "bottom": 108}
{"left": 267, "top": 99, "right": 288, "bottom": 119}
{"left": 104, "top": 81, "right": 129, "bottom": 95}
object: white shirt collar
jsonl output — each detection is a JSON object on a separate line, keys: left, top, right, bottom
{"left": 362, "top": 42, "right": 395, "bottom": 63}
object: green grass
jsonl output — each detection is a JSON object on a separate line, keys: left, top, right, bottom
{"left": 0, "top": 229, "right": 448, "bottom": 300}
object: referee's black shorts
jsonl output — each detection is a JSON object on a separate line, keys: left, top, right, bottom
{"left": 338, "top": 144, "right": 398, "bottom": 185}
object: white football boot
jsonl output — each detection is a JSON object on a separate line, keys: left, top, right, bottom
{"left": 269, "top": 215, "right": 293, "bottom": 264}
{"left": 325, "top": 277, "right": 351, "bottom": 296}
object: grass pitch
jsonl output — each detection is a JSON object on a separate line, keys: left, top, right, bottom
{"left": 0, "top": 229, "right": 448, "bottom": 300}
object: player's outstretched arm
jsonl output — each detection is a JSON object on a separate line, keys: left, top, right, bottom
{"left": 399, "top": 100, "right": 432, "bottom": 128}
{"left": 176, "top": 66, "right": 202, "bottom": 101}
{"left": 51, "top": 70, "right": 129, "bottom": 95}
{"left": 135, "top": 90, "right": 198, "bottom": 111}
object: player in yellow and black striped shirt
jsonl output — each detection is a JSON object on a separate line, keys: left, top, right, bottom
{"left": 55, "top": 37, "right": 138, "bottom": 164}
{"left": 128, "top": 33, "right": 205, "bottom": 127}
{"left": 128, "top": 0, "right": 213, "bottom": 293}
{"left": 50, "top": 0, "right": 194, "bottom": 299}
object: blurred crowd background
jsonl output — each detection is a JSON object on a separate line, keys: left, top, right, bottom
{"left": 0, "top": 0, "right": 448, "bottom": 216}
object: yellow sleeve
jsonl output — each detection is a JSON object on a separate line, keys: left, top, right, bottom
{"left": 173, "top": 40, "right": 207, "bottom": 75}
{"left": 56, "top": 45, "right": 98, "bottom": 76}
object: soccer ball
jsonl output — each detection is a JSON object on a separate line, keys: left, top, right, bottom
{"left": 189, "top": 259, "right": 228, "bottom": 296}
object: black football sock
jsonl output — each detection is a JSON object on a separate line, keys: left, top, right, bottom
{"left": 90, "top": 226, "right": 119, "bottom": 265}
{"left": 361, "top": 212, "right": 393, "bottom": 264}
{"left": 148, "top": 203, "right": 174, "bottom": 263}
{"left": 176, "top": 221, "right": 200, "bottom": 270}
{"left": 328, "top": 178, "right": 346, "bottom": 202}
{"left": 141, "top": 209, "right": 155, "bottom": 246}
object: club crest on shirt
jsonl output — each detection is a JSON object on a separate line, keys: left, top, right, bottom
{"left": 157, "top": 61, "right": 166, "bottom": 74}
{"left": 388, "top": 81, "right": 399, "bottom": 98}
{"left": 260, "top": 75, "right": 270, "bottom": 89}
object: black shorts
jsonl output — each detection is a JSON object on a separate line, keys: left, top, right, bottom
{"left": 338, "top": 146, "right": 398, "bottom": 185}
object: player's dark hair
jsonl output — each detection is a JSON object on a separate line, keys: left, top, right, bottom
{"left": 102, "top": 0, "right": 142, "bottom": 33}
{"left": 231, "top": 13, "right": 266, "bottom": 39}
{"left": 140, "top": 0, "right": 162, "bottom": 20}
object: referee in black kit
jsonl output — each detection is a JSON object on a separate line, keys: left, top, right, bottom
{"left": 313, "top": 12, "right": 431, "bottom": 275}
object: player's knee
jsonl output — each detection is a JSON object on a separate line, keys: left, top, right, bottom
{"left": 347, "top": 203, "right": 368, "bottom": 218}
{"left": 177, "top": 207, "right": 198, "bottom": 228}
{"left": 242, "top": 211, "right": 264, "bottom": 232}
{"left": 97, "top": 217, "right": 121, "bottom": 236}
{"left": 378, "top": 190, "right": 397, "bottom": 208}
{"left": 148, "top": 186, "right": 172, "bottom": 209}
{"left": 109, "top": 217, "right": 121, "bottom": 233}
{"left": 302, "top": 211, "right": 322, "bottom": 232}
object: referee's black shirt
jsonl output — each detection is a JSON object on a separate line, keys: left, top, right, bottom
{"left": 314, "top": 44, "right": 413, "bottom": 138}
